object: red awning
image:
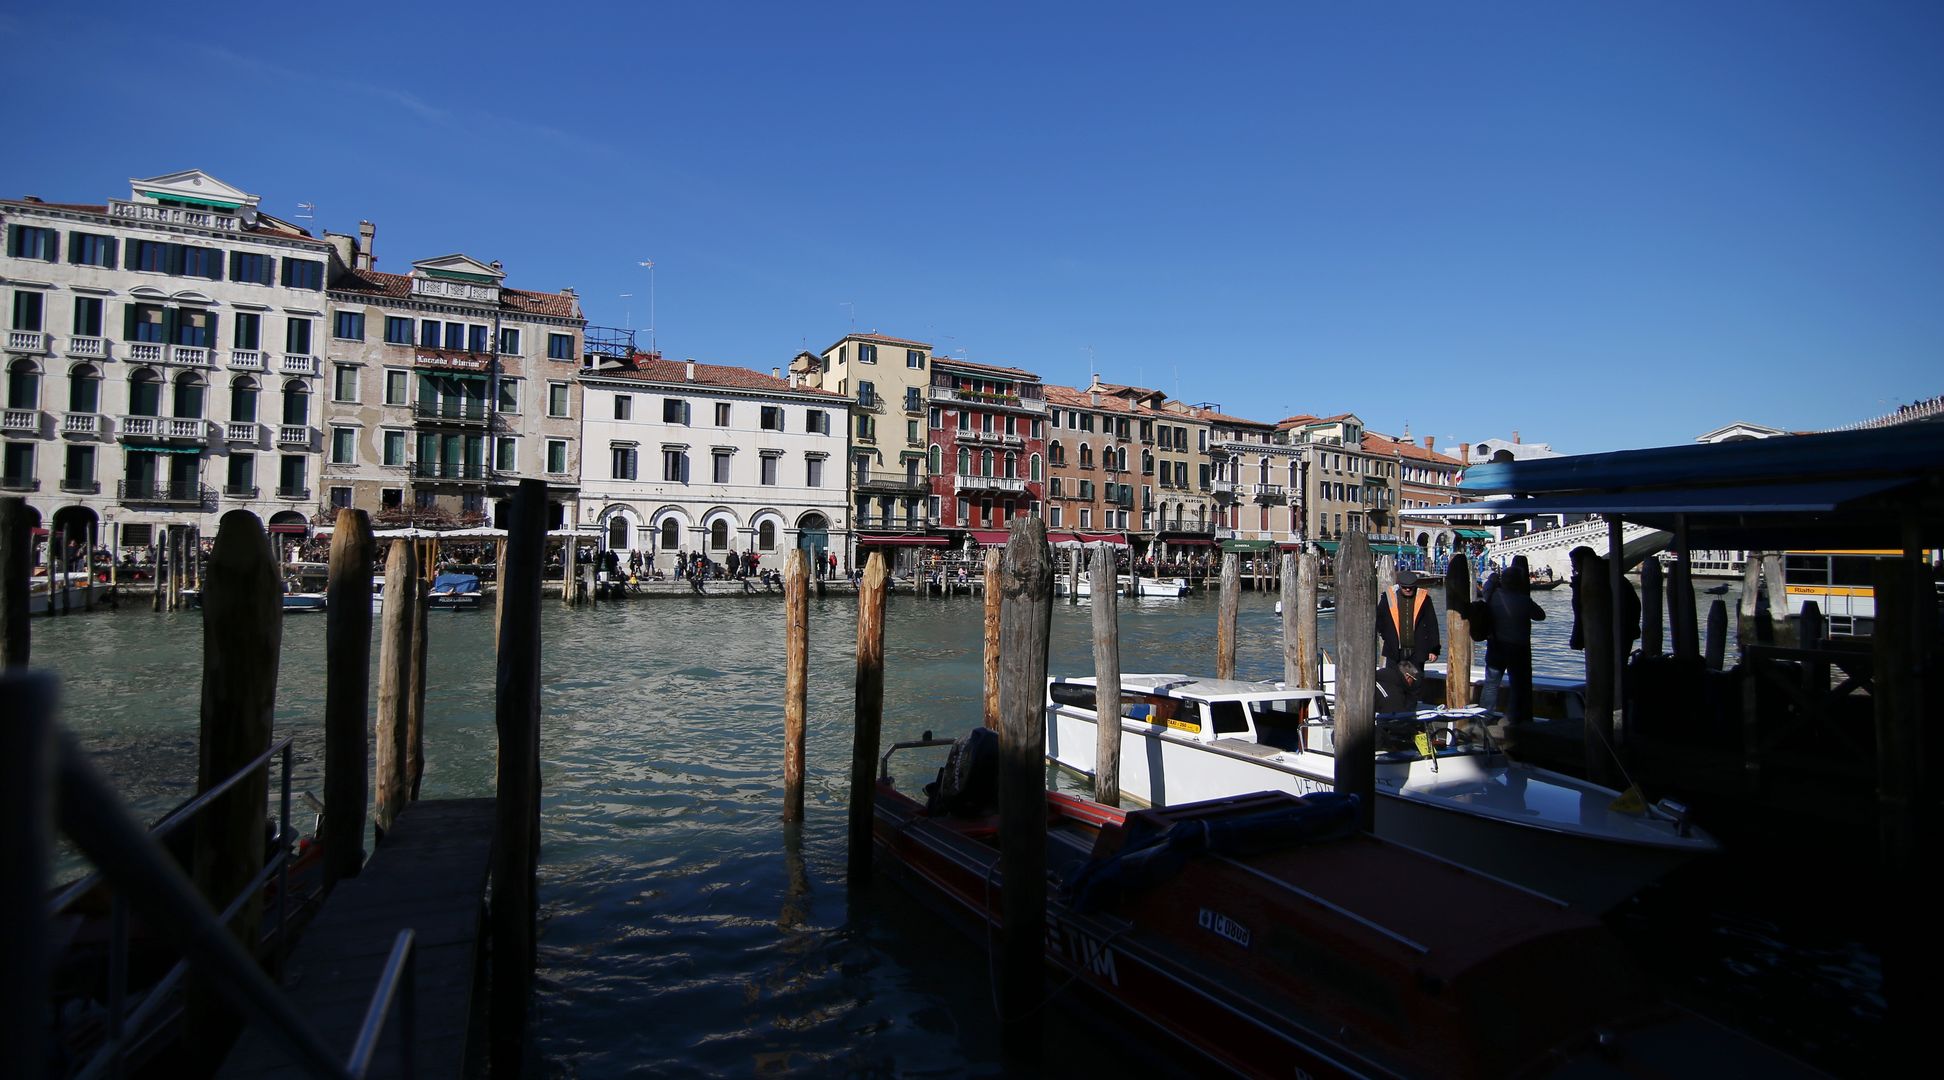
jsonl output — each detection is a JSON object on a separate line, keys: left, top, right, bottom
{"left": 1075, "top": 532, "right": 1129, "bottom": 546}
{"left": 1167, "top": 538, "right": 1215, "bottom": 546}
{"left": 1276, "top": 541, "right": 1304, "bottom": 549}
{"left": 858, "top": 534, "right": 948, "bottom": 546}
{"left": 970, "top": 530, "right": 1011, "bottom": 546}
{"left": 267, "top": 524, "right": 310, "bottom": 534}
{"left": 1046, "top": 532, "right": 1080, "bottom": 545}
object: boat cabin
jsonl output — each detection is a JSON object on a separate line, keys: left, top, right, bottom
{"left": 1046, "top": 675, "right": 1323, "bottom": 752}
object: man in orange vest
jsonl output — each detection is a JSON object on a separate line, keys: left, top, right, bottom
{"left": 1376, "top": 568, "right": 1441, "bottom": 708}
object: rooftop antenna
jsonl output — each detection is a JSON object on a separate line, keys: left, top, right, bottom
{"left": 294, "top": 201, "right": 315, "bottom": 226}
{"left": 619, "top": 293, "right": 634, "bottom": 330}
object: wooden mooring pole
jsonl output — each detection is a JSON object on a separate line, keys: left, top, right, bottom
{"left": 983, "top": 547, "right": 1002, "bottom": 730}
{"left": 1335, "top": 532, "right": 1377, "bottom": 833}
{"left": 407, "top": 554, "right": 431, "bottom": 801}
{"left": 323, "top": 509, "right": 373, "bottom": 889}
{"left": 1279, "top": 552, "right": 1301, "bottom": 687}
{"left": 1090, "top": 542, "right": 1122, "bottom": 806}
{"left": 1641, "top": 556, "right": 1664, "bottom": 657}
{"left": 374, "top": 537, "right": 418, "bottom": 839}
{"left": 1215, "top": 552, "right": 1239, "bottom": 680}
{"left": 1577, "top": 548, "right": 1619, "bottom": 787}
{"left": 492, "top": 478, "right": 547, "bottom": 1077}
{"left": 1, "top": 496, "right": 31, "bottom": 668}
{"left": 189, "top": 511, "right": 281, "bottom": 1050}
{"left": 0, "top": 671, "right": 53, "bottom": 1080}
{"left": 783, "top": 549, "right": 811, "bottom": 825}
{"left": 846, "top": 552, "right": 886, "bottom": 877}
{"left": 997, "top": 517, "right": 1052, "bottom": 1062}
{"left": 1295, "top": 552, "right": 1320, "bottom": 692}
{"left": 1704, "top": 599, "right": 1728, "bottom": 671}
{"left": 1067, "top": 546, "right": 1080, "bottom": 605}
{"left": 1444, "top": 552, "right": 1474, "bottom": 709}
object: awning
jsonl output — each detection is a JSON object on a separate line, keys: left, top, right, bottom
{"left": 266, "top": 524, "right": 309, "bottom": 535}
{"left": 1370, "top": 543, "right": 1413, "bottom": 557}
{"left": 1075, "top": 532, "right": 1129, "bottom": 546}
{"left": 124, "top": 443, "right": 205, "bottom": 454}
{"left": 970, "top": 530, "right": 1012, "bottom": 546}
{"left": 1222, "top": 539, "right": 1275, "bottom": 552}
{"left": 1403, "top": 477, "right": 1915, "bottom": 520}
{"left": 1168, "top": 538, "right": 1215, "bottom": 546}
{"left": 1046, "top": 532, "right": 1080, "bottom": 546}
{"left": 1315, "top": 541, "right": 1340, "bottom": 552}
{"left": 1453, "top": 527, "right": 1493, "bottom": 539}
{"left": 858, "top": 534, "right": 948, "bottom": 546}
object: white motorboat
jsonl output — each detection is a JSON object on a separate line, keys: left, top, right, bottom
{"left": 1273, "top": 597, "right": 1335, "bottom": 616}
{"left": 1044, "top": 673, "right": 1718, "bottom": 910}
{"left": 1121, "top": 574, "right": 1191, "bottom": 597}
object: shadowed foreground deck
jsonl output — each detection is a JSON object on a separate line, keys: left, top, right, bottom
{"left": 219, "top": 798, "right": 497, "bottom": 1080}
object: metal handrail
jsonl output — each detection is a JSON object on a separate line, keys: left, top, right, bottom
{"left": 346, "top": 931, "right": 417, "bottom": 1079}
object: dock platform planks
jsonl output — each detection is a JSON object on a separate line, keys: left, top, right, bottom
{"left": 219, "top": 798, "right": 497, "bottom": 1080}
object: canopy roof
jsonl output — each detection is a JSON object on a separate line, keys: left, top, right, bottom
{"left": 1406, "top": 422, "right": 1944, "bottom": 550}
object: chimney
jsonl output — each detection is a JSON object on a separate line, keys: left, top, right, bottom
{"left": 561, "top": 287, "right": 577, "bottom": 298}
{"left": 1513, "top": 429, "right": 1521, "bottom": 444}
{"left": 1460, "top": 442, "right": 1472, "bottom": 462}
{"left": 1089, "top": 391, "right": 1099, "bottom": 407}
{"left": 489, "top": 260, "right": 503, "bottom": 274}
{"left": 356, "top": 220, "right": 375, "bottom": 269}
{"left": 685, "top": 359, "right": 695, "bottom": 382}
{"left": 1423, "top": 435, "right": 1435, "bottom": 451}
{"left": 790, "top": 372, "right": 800, "bottom": 389}
{"left": 325, "top": 233, "right": 356, "bottom": 271}
{"left": 772, "top": 366, "right": 781, "bottom": 379}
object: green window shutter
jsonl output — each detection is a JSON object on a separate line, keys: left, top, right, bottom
{"left": 161, "top": 308, "right": 179, "bottom": 345}
{"left": 67, "top": 231, "right": 80, "bottom": 262}
{"left": 104, "top": 237, "right": 117, "bottom": 267}
{"left": 4, "top": 224, "right": 16, "bottom": 257}
{"left": 206, "top": 312, "right": 220, "bottom": 347}
{"left": 123, "top": 303, "right": 138, "bottom": 340}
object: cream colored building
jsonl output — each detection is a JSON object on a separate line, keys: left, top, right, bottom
{"left": 321, "top": 230, "right": 585, "bottom": 529}
{"left": 792, "top": 332, "right": 939, "bottom": 550}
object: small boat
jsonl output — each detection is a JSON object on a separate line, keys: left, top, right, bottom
{"left": 1121, "top": 574, "right": 1191, "bottom": 597}
{"left": 281, "top": 590, "right": 327, "bottom": 613}
{"left": 877, "top": 733, "right": 1814, "bottom": 1079}
{"left": 1044, "top": 673, "right": 1717, "bottom": 910}
{"left": 426, "top": 572, "right": 484, "bottom": 610}
{"left": 1273, "top": 597, "right": 1335, "bottom": 616}
{"left": 1529, "top": 577, "right": 1566, "bottom": 591}
{"left": 371, "top": 575, "right": 385, "bottom": 614}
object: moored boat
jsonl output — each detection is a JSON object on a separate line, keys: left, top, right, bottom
{"left": 426, "top": 572, "right": 484, "bottom": 610}
{"left": 877, "top": 736, "right": 1812, "bottom": 1078}
{"left": 1044, "top": 673, "right": 1716, "bottom": 910}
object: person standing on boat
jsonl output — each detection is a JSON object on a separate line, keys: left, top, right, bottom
{"left": 1376, "top": 568, "right": 1440, "bottom": 707}
{"left": 1478, "top": 555, "right": 1545, "bottom": 724}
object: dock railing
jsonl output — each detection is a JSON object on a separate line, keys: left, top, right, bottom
{"left": 15, "top": 672, "right": 419, "bottom": 1080}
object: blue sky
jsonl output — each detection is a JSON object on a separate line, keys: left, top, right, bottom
{"left": 7, "top": 1, "right": 1940, "bottom": 453}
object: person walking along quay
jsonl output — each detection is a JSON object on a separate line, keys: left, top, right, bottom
{"left": 1476, "top": 554, "right": 1546, "bottom": 725}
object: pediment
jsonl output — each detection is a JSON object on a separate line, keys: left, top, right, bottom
{"left": 129, "top": 170, "right": 259, "bottom": 210}
{"left": 411, "top": 254, "right": 504, "bottom": 283}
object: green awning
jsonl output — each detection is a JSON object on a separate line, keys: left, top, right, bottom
{"left": 1221, "top": 539, "right": 1275, "bottom": 552}
{"left": 141, "top": 191, "right": 242, "bottom": 210}
{"left": 124, "top": 443, "right": 205, "bottom": 455}
{"left": 1315, "top": 541, "right": 1340, "bottom": 552}
{"left": 1370, "top": 543, "right": 1413, "bottom": 556}
{"left": 424, "top": 268, "right": 498, "bottom": 284}
{"left": 1453, "top": 527, "right": 1493, "bottom": 539}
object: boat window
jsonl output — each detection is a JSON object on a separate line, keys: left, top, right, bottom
{"left": 1208, "top": 700, "right": 1250, "bottom": 736}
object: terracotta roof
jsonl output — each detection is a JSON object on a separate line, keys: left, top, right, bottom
{"left": 1363, "top": 433, "right": 1462, "bottom": 466}
{"left": 1277, "top": 412, "right": 1359, "bottom": 429}
{"left": 591, "top": 356, "right": 849, "bottom": 399}
{"left": 3, "top": 199, "right": 108, "bottom": 213}
{"left": 1045, "top": 385, "right": 1140, "bottom": 413}
{"left": 823, "top": 331, "right": 932, "bottom": 352}
{"left": 1183, "top": 405, "right": 1273, "bottom": 428}
{"left": 932, "top": 355, "right": 1041, "bottom": 381}
{"left": 331, "top": 267, "right": 582, "bottom": 319}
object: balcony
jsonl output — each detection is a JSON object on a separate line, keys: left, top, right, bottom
{"left": 856, "top": 475, "right": 929, "bottom": 496}
{"left": 412, "top": 401, "right": 490, "bottom": 427}
{"left": 1211, "top": 480, "right": 1238, "bottom": 499}
{"left": 169, "top": 345, "right": 210, "bottom": 366}
{"left": 117, "top": 416, "right": 208, "bottom": 444}
{"left": 229, "top": 350, "right": 266, "bottom": 371}
{"left": 954, "top": 474, "right": 1029, "bottom": 495}
{"left": 927, "top": 385, "right": 1046, "bottom": 413}
{"left": 410, "top": 462, "right": 492, "bottom": 484}
{"left": 225, "top": 421, "right": 262, "bottom": 444}
{"left": 282, "top": 354, "right": 318, "bottom": 376}
{"left": 902, "top": 395, "right": 925, "bottom": 415}
{"left": 855, "top": 392, "right": 883, "bottom": 412}
{"left": 277, "top": 425, "right": 312, "bottom": 448}
{"left": 6, "top": 330, "right": 47, "bottom": 354}
{"left": 118, "top": 479, "right": 209, "bottom": 507}
{"left": 62, "top": 412, "right": 103, "bottom": 437}
{"left": 127, "top": 342, "right": 164, "bottom": 364}
{"left": 60, "top": 479, "right": 100, "bottom": 494}
{"left": 1250, "top": 484, "right": 1289, "bottom": 505}
{"left": 0, "top": 475, "right": 37, "bottom": 492}
{"left": 224, "top": 484, "right": 260, "bottom": 499}
{"left": 3, "top": 408, "right": 38, "bottom": 434}
{"left": 275, "top": 485, "right": 311, "bottom": 501}
{"left": 67, "top": 336, "right": 107, "bottom": 359}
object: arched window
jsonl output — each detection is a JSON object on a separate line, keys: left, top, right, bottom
{"left": 981, "top": 449, "right": 993, "bottom": 477}
{"left": 957, "top": 446, "right": 971, "bottom": 475}
{"left": 68, "top": 364, "right": 100, "bottom": 413}
{"left": 1259, "top": 458, "right": 1270, "bottom": 484}
{"left": 129, "top": 369, "right": 162, "bottom": 416}
{"left": 1049, "top": 440, "right": 1064, "bottom": 466}
{"left": 659, "top": 519, "right": 680, "bottom": 549}
{"left": 7, "top": 359, "right": 39, "bottom": 409}
{"left": 173, "top": 372, "right": 205, "bottom": 419}
{"left": 709, "top": 519, "right": 728, "bottom": 550}
{"left": 1142, "top": 450, "right": 1153, "bottom": 475}
{"left": 1030, "top": 454, "right": 1042, "bottom": 482}
{"left": 928, "top": 444, "right": 941, "bottom": 475}
{"left": 607, "top": 517, "right": 629, "bottom": 551}
{"left": 1004, "top": 451, "right": 1017, "bottom": 479}
{"left": 758, "top": 521, "right": 776, "bottom": 550}
{"left": 282, "top": 380, "right": 310, "bottom": 425}
{"left": 1079, "top": 445, "right": 1093, "bottom": 468}
{"left": 230, "top": 376, "right": 258, "bottom": 423}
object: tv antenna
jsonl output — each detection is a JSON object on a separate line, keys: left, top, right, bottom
{"left": 619, "top": 293, "right": 634, "bottom": 330}
{"left": 295, "top": 201, "right": 316, "bottom": 224}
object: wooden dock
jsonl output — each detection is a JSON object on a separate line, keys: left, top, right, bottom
{"left": 219, "top": 798, "right": 497, "bottom": 1080}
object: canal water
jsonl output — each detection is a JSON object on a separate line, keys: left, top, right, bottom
{"left": 35, "top": 580, "right": 1878, "bottom": 1075}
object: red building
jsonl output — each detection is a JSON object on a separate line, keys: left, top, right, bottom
{"left": 926, "top": 356, "right": 1047, "bottom": 542}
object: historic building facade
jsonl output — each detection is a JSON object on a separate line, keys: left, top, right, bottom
{"left": 792, "top": 332, "right": 937, "bottom": 567}
{"left": 321, "top": 228, "right": 585, "bottom": 529}
{"left": 576, "top": 356, "right": 850, "bottom": 574}
{"left": 3, "top": 170, "right": 332, "bottom": 553}
{"left": 1043, "top": 384, "right": 1139, "bottom": 538}
{"left": 927, "top": 356, "right": 1046, "bottom": 545}
{"left": 1278, "top": 413, "right": 1401, "bottom": 543}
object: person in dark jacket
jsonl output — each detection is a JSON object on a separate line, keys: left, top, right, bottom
{"left": 1375, "top": 568, "right": 1441, "bottom": 708}
{"left": 1479, "top": 555, "right": 1546, "bottom": 724}
{"left": 1567, "top": 546, "right": 1641, "bottom": 652}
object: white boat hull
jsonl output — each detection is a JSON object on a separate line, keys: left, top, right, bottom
{"left": 1047, "top": 701, "right": 1711, "bottom": 910}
